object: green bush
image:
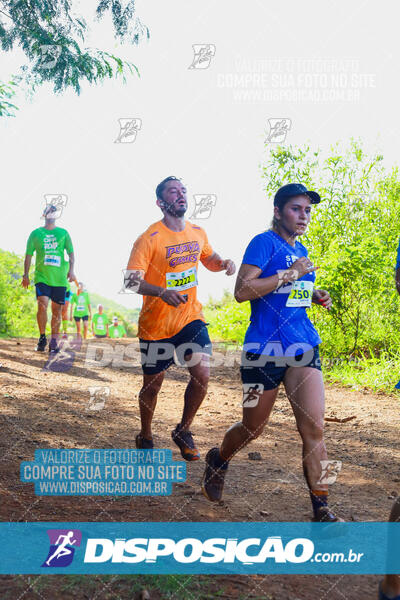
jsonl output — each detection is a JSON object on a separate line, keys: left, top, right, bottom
{"left": 0, "top": 249, "right": 37, "bottom": 337}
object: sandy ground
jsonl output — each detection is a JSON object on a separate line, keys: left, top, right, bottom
{"left": 0, "top": 336, "right": 399, "bottom": 599}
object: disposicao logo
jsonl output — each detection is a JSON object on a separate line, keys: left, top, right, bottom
{"left": 42, "top": 529, "right": 82, "bottom": 567}
{"left": 83, "top": 536, "right": 315, "bottom": 564}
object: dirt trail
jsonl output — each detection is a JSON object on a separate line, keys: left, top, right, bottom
{"left": 1, "top": 337, "right": 399, "bottom": 599}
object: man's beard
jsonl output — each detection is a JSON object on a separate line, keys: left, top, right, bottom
{"left": 164, "top": 203, "right": 186, "bottom": 218}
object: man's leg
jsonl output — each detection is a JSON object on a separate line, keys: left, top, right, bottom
{"left": 283, "top": 366, "right": 341, "bottom": 521}
{"left": 83, "top": 319, "right": 89, "bottom": 339}
{"left": 37, "top": 296, "right": 49, "bottom": 334}
{"left": 380, "top": 497, "right": 400, "bottom": 599}
{"left": 75, "top": 318, "right": 82, "bottom": 338}
{"left": 61, "top": 302, "right": 69, "bottom": 335}
{"left": 50, "top": 301, "right": 63, "bottom": 337}
{"left": 138, "top": 372, "right": 165, "bottom": 440}
{"left": 170, "top": 353, "right": 210, "bottom": 461}
{"left": 180, "top": 353, "right": 210, "bottom": 430}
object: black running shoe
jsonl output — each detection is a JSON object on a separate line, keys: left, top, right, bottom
{"left": 171, "top": 424, "right": 200, "bottom": 461}
{"left": 48, "top": 338, "right": 60, "bottom": 354}
{"left": 312, "top": 506, "right": 344, "bottom": 522}
{"left": 135, "top": 433, "right": 154, "bottom": 449}
{"left": 201, "top": 447, "right": 228, "bottom": 502}
{"left": 36, "top": 335, "right": 47, "bottom": 352}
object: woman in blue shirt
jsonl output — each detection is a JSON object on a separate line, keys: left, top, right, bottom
{"left": 202, "top": 183, "right": 343, "bottom": 522}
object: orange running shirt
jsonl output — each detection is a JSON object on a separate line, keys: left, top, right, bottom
{"left": 127, "top": 220, "right": 214, "bottom": 340}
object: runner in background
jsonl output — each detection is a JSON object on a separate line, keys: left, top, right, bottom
{"left": 92, "top": 305, "right": 110, "bottom": 338}
{"left": 108, "top": 316, "right": 127, "bottom": 339}
{"left": 62, "top": 275, "right": 78, "bottom": 338}
{"left": 70, "top": 282, "right": 91, "bottom": 340}
{"left": 126, "top": 176, "right": 235, "bottom": 460}
{"left": 22, "top": 204, "right": 75, "bottom": 353}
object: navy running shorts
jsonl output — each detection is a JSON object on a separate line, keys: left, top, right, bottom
{"left": 139, "top": 319, "right": 212, "bottom": 375}
{"left": 35, "top": 282, "right": 66, "bottom": 305}
{"left": 240, "top": 345, "right": 322, "bottom": 391}
{"left": 74, "top": 315, "right": 89, "bottom": 322}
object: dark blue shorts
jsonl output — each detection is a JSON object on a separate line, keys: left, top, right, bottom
{"left": 139, "top": 319, "right": 212, "bottom": 375}
{"left": 240, "top": 345, "right": 322, "bottom": 391}
{"left": 35, "top": 283, "right": 66, "bottom": 305}
{"left": 74, "top": 315, "right": 89, "bottom": 322}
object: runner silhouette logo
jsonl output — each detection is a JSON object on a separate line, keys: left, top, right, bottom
{"left": 42, "top": 529, "right": 82, "bottom": 567}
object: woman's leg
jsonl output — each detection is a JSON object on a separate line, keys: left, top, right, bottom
{"left": 202, "top": 386, "right": 279, "bottom": 502}
{"left": 220, "top": 387, "right": 279, "bottom": 461}
{"left": 283, "top": 366, "right": 342, "bottom": 521}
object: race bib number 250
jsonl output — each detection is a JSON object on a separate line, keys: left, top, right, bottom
{"left": 166, "top": 266, "right": 198, "bottom": 291}
{"left": 286, "top": 280, "right": 314, "bottom": 307}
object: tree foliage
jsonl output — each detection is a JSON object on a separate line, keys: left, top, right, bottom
{"left": 0, "top": 0, "right": 148, "bottom": 116}
{"left": 207, "top": 140, "right": 400, "bottom": 361}
{"left": 0, "top": 249, "right": 37, "bottom": 336}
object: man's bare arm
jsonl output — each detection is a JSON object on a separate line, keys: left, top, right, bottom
{"left": 201, "top": 252, "right": 236, "bottom": 274}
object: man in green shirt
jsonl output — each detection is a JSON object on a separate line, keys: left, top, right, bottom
{"left": 109, "top": 316, "right": 127, "bottom": 339}
{"left": 70, "top": 282, "right": 92, "bottom": 340}
{"left": 92, "top": 305, "right": 109, "bottom": 338}
{"left": 22, "top": 205, "right": 75, "bottom": 353}
{"left": 62, "top": 274, "right": 78, "bottom": 338}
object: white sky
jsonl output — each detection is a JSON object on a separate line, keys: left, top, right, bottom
{"left": 1, "top": 0, "right": 399, "bottom": 309}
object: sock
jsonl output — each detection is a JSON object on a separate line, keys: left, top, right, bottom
{"left": 214, "top": 448, "right": 228, "bottom": 470}
{"left": 62, "top": 320, "right": 69, "bottom": 333}
{"left": 310, "top": 489, "right": 328, "bottom": 515}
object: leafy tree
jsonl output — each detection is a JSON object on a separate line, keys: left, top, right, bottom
{"left": 0, "top": 0, "right": 149, "bottom": 116}
{"left": 207, "top": 141, "right": 400, "bottom": 362}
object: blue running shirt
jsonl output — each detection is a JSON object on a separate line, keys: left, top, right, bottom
{"left": 396, "top": 238, "right": 400, "bottom": 269}
{"left": 242, "top": 230, "right": 321, "bottom": 357}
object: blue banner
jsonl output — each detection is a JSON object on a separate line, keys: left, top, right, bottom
{"left": 0, "top": 522, "right": 398, "bottom": 574}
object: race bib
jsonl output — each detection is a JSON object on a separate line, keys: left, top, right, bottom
{"left": 286, "top": 280, "right": 314, "bottom": 307}
{"left": 166, "top": 266, "right": 198, "bottom": 291}
{"left": 44, "top": 254, "right": 61, "bottom": 267}
{"left": 77, "top": 298, "right": 86, "bottom": 311}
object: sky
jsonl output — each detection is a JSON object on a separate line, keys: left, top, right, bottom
{"left": 1, "top": 0, "right": 399, "bottom": 309}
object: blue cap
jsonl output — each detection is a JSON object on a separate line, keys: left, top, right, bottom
{"left": 274, "top": 183, "right": 321, "bottom": 207}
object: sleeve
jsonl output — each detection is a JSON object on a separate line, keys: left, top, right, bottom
{"left": 242, "top": 233, "right": 274, "bottom": 270}
{"left": 396, "top": 238, "right": 400, "bottom": 269}
{"left": 26, "top": 231, "right": 36, "bottom": 256}
{"left": 127, "top": 234, "right": 152, "bottom": 273}
{"left": 64, "top": 231, "right": 74, "bottom": 254}
{"left": 200, "top": 229, "right": 214, "bottom": 261}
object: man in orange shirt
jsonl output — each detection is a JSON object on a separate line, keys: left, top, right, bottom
{"left": 126, "top": 176, "right": 235, "bottom": 460}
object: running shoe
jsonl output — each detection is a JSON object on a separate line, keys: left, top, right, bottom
{"left": 171, "top": 424, "right": 200, "bottom": 461}
{"left": 312, "top": 506, "right": 344, "bottom": 522}
{"left": 378, "top": 581, "right": 400, "bottom": 600}
{"left": 36, "top": 335, "right": 47, "bottom": 352}
{"left": 201, "top": 447, "right": 228, "bottom": 502}
{"left": 48, "top": 338, "right": 60, "bottom": 354}
{"left": 135, "top": 433, "right": 154, "bottom": 449}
